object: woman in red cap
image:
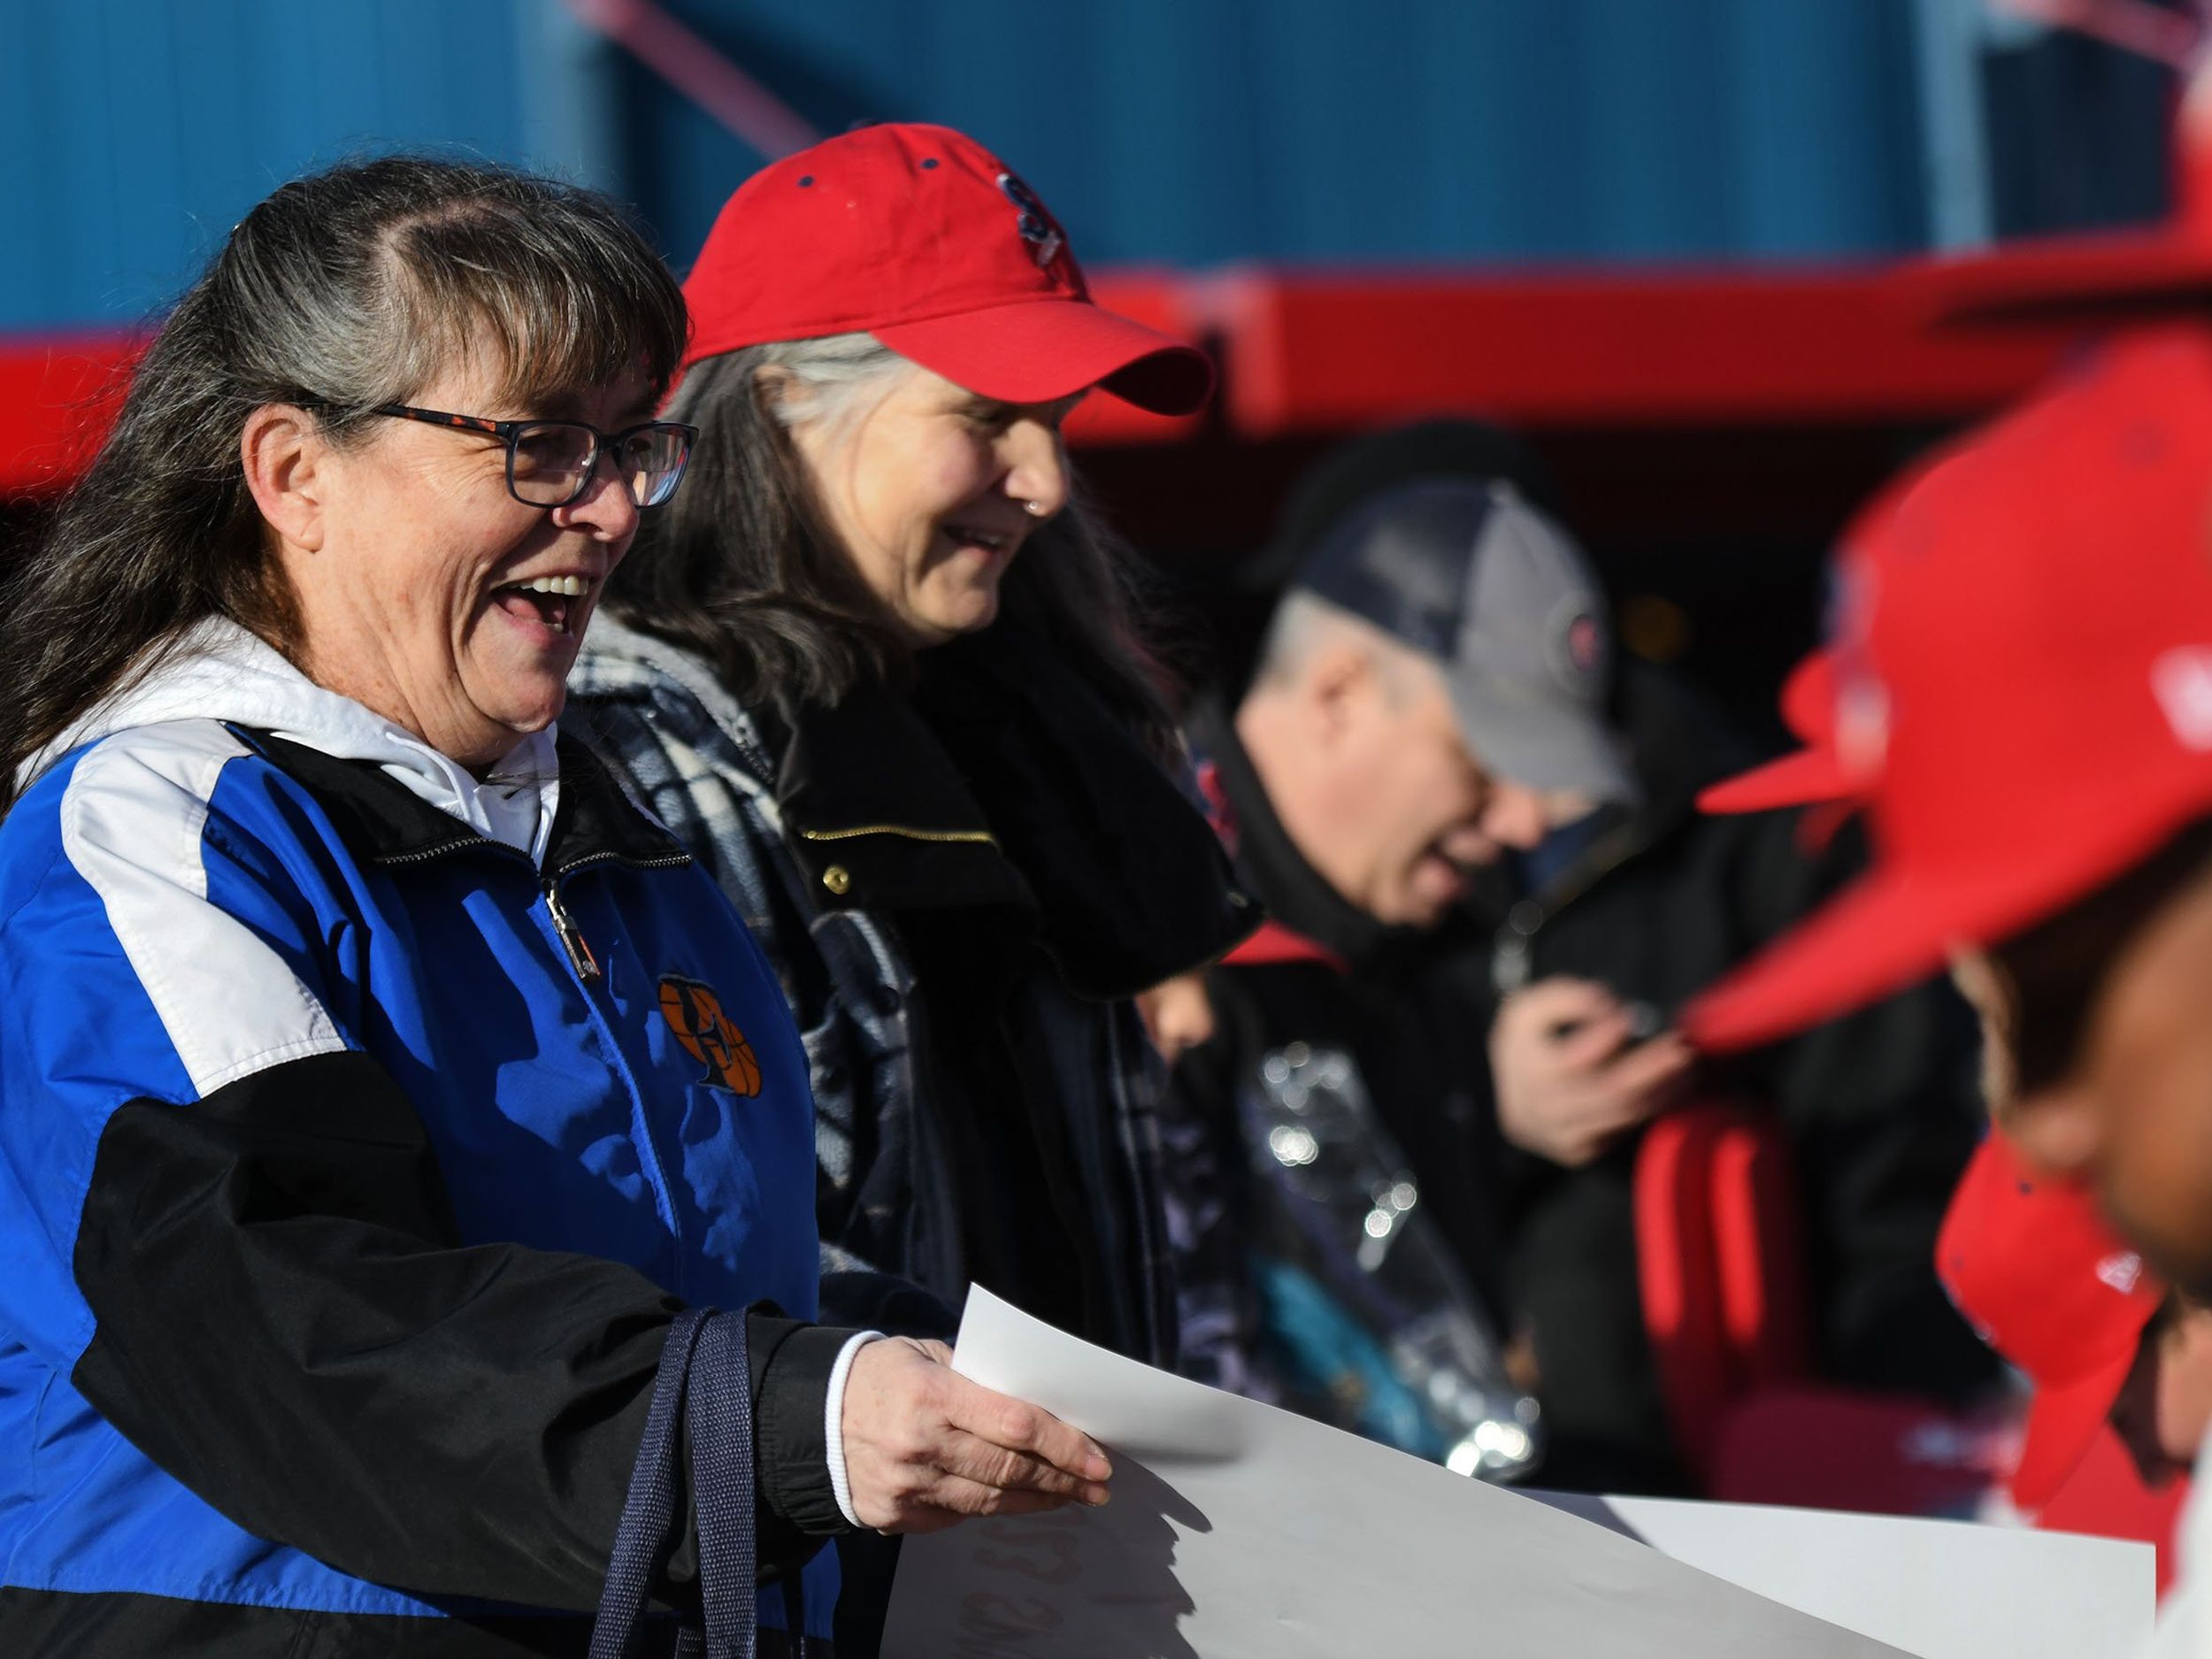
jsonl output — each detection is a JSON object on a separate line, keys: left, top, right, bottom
{"left": 569, "top": 123, "right": 1252, "bottom": 1650}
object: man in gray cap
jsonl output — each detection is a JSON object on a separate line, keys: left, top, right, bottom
{"left": 1295, "top": 476, "right": 1637, "bottom": 818}
{"left": 1164, "top": 449, "right": 1991, "bottom": 1495}
{"left": 1163, "top": 474, "right": 1692, "bottom": 1477}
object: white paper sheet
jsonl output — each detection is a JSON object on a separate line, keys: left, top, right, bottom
{"left": 1526, "top": 1491, "right": 2152, "bottom": 1658}
{"left": 883, "top": 1288, "right": 1964, "bottom": 1657}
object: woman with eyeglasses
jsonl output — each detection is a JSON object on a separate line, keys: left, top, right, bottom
{"left": 568, "top": 124, "right": 1254, "bottom": 1652}
{"left": 0, "top": 157, "right": 1109, "bottom": 1659}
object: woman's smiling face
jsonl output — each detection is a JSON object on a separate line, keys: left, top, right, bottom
{"left": 785, "top": 357, "right": 1082, "bottom": 645}
{"left": 263, "top": 357, "right": 652, "bottom": 768}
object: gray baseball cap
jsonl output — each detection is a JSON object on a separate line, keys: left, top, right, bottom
{"left": 1292, "top": 478, "right": 1637, "bottom": 806}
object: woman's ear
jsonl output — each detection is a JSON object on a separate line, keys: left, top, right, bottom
{"left": 751, "top": 365, "right": 798, "bottom": 421}
{"left": 240, "top": 404, "right": 331, "bottom": 553}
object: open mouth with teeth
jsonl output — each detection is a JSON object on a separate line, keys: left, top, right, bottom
{"left": 941, "top": 522, "right": 1017, "bottom": 557}
{"left": 490, "top": 573, "right": 594, "bottom": 638}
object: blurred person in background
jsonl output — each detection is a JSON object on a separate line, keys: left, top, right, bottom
{"left": 569, "top": 124, "right": 1250, "bottom": 1654}
{"left": 1171, "top": 430, "right": 1992, "bottom": 1496}
{"left": 1938, "top": 1133, "right": 2211, "bottom": 1512}
{"left": 1709, "top": 649, "right": 2212, "bottom": 1518}
{"left": 1162, "top": 478, "right": 1583, "bottom": 1476}
{"left": 1686, "top": 324, "right": 2212, "bottom": 1655}
{"left": 1379, "top": 430, "right": 1989, "bottom": 1493}
{"left": 0, "top": 157, "right": 1116, "bottom": 1659}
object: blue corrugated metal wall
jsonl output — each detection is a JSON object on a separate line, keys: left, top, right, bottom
{"left": 619, "top": 0, "right": 1930, "bottom": 273}
{"left": 0, "top": 0, "right": 2174, "bottom": 332}
{"left": 0, "top": 0, "right": 604, "bottom": 328}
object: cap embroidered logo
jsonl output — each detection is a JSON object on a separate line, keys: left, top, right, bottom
{"left": 1834, "top": 669, "right": 1891, "bottom": 782}
{"left": 2151, "top": 646, "right": 2212, "bottom": 750}
{"left": 2095, "top": 1250, "right": 2147, "bottom": 1295}
{"left": 996, "top": 172, "right": 1064, "bottom": 268}
{"left": 657, "top": 973, "right": 763, "bottom": 1096}
{"left": 1564, "top": 613, "right": 1601, "bottom": 677}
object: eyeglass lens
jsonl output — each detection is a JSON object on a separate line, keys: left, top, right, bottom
{"left": 509, "top": 422, "right": 690, "bottom": 508}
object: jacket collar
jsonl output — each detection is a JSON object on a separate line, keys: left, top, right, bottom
{"left": 771, "top": 679, "right": 1035, "bottom": 917}
{"left": 1463, "top": 662, "right": 1753, "bottom": 924}
{"left": 1187, "top": 695, "right": 1417, "bottom": 976}
{"left": 777, "top": 629, "right": 1254, "bottom": 1000}
{"left": 583, "top": 609, "right": 1254, "bottom": 996}
{"left": 29, "top": 617, "right": 569, "bottom": 862}
{"left": 913, "top": 627, "right": 1257, "bottom": 998}
{"left": 238, "top": 726, "right": 690, "bottom": 874}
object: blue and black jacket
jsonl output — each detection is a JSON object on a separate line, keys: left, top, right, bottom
{"left": 0, "top": 622, "right": 856, "bottom": 1656}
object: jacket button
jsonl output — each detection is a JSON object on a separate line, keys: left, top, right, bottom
{"left": 822, "top": 864, "right": 852, "bottom": 896}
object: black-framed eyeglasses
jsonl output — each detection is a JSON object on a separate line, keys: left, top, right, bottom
{"left": 366, "top": 403, "right": 697, "bottom": 509}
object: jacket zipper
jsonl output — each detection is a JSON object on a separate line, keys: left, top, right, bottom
{"left": 374, "top": 833, "right": 697, "bottom": 1259}
{"left": 377, "top": 840, "right": 687, "bottom": 991}
{"left": 543, "top": 879, "right": 602, "bottom": 982}
{"left": 535, "top": 850, "right": 689, "bottom": 983}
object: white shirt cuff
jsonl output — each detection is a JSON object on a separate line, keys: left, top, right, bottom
{"left": 825, "top": 1330, "right": 882, "bottom": 1530}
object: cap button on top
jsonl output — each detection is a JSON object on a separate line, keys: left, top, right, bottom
{"left": 822, "top": 864, "right": 852, "bottom": 897}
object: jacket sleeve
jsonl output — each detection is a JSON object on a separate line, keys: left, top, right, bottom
{"left": 0, "top": 734, "right": 852, "bottom": 1613}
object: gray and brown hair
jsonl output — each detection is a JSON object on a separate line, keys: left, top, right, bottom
{"left": 604, "top": 333, "right": 1178, "bottom": 756}
{"left": 0, "top": 154, "right": 687, "bottom": 804}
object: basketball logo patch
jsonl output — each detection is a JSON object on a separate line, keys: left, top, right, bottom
{"left": 657, "top": 974, "right": 762, "bottom": 1096}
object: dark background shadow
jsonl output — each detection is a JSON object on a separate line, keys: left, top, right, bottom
{"left": 944, "top": 1455, "right": 1210, "bottom": 1659}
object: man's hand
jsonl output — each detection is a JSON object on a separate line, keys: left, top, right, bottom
{"left": 841, "top": 1337, "right": 1112, "bottom": 1534}
{"left": 1490, "top": 978, "right": 1694, "bottom": 1168}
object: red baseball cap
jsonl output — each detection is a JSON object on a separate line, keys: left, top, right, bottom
{"left": 1696, "top": 649, "right": 1849, "bottom": 815}
{"left": 1937, "top": 1133, "right": 2165, "bottom": 1508}
{"left": 1686, "top": 326, "right": 2212, "bottom": 1050}
{"left": 680, "top": 122, "right": 1213, "bottom": 415}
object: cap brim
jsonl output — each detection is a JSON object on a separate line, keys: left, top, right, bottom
{"left": 873, "top": 297, "right": 1214, "bottom": 416}
{"left": 1696, "top": 747, "right": 1852, "bottom": 816}
{"left": 2010, "top": 1351, "right": 2139, "bottom": 1509}
{"left": 1448, "top": 676, "right": 1639, "bottom": 808}
{"left": 1685, "top": 801, "right": 2202, "bottom": 1053}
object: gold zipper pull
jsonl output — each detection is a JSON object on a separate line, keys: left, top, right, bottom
{"left": 543, "top": 881, "right": 601, "bottom": 982}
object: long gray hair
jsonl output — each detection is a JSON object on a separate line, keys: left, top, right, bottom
{"left": 0, "top": 155, "right": 688, "bottom": 805}
{"left": 603, "top": 334, "right": 1178, "bottom": 757}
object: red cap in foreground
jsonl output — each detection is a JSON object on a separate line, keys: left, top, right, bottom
{"left": 1696, "top": 650, "right": 1848, "bottom": 815}
{"left": 1938, "top": 1134, "right": 2165, "bottom": 1508}
{"left": 681, "top": 122, "right": 1213, "bottom": 415}
{"left": 1686, "top": 326, "right": 2212, "bottom": 1051}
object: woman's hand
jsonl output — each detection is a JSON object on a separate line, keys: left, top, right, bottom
{"left": 841, "top": 1336, "right": 1112, "bottom": 1534}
